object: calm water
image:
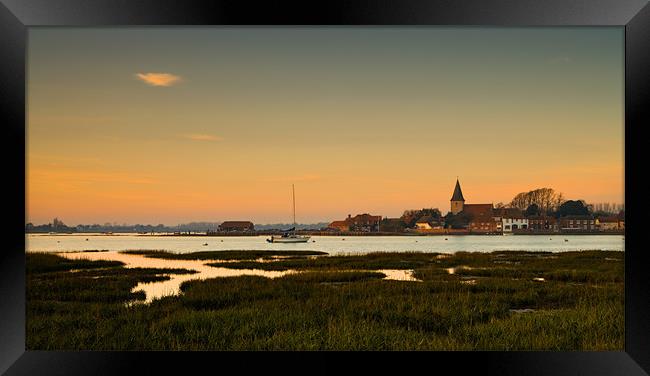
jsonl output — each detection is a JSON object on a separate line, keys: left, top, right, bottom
{"left": 26, "top": 233, "right": 625, "bottom": 255}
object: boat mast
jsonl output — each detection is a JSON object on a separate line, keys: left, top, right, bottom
{"left": 292, "top": 184, "right": 296, "bottom": 226}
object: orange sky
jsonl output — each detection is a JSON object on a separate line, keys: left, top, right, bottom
{"left": 26, "top": 27, "right": 624, "bottom": 225}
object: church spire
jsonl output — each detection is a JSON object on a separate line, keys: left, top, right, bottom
{"left": 450, "top": 178, "right": 465, "bottom": 202}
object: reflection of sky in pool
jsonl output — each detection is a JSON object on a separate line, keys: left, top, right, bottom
{"left": 59, "top": 251, "right": 420, "bottom": 304}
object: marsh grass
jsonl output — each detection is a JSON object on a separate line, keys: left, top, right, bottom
{"left": 121, "top": 250, "right": 327, "bottom": 260}
{"left": 26, "top": 252, "right": 124, "bottom": 274}
{"left": 208, "top": 251, "right": 438, "bottom": 271}
{"left": 27, "top": 250, "right": 623, "bottom": 350}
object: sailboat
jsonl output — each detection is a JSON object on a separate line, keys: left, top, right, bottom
{"left": 267, "top": 184, "right": 311, "bottom": 243}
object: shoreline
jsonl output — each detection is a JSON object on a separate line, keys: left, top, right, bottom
{"left": 26, "top": 231, "right": 626, "bottom": 236}
{"left": 159, "top": 231, "right": 625, "bottom": 237}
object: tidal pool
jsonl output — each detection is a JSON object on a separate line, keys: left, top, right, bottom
{"left": 58, "top": 251, "right": 419, "bottom": 303}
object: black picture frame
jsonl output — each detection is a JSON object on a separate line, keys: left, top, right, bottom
{"left": 2, "top": 0, "right": 648, "bottom": 374}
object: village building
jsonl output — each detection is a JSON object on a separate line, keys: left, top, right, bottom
{"left": 559, "top": 215, "right": 597, "bottom": 231}
{"left": 328, "top": 220, "right": 350, "bottom": 232}
{"left": 348, "top": 214, "right": 382, "bottom": 232}
{"left": 597, "top": 216, "right": 621, "bottom": 231}
{"left": 218, "top": 221, "right": 255, "bottom": 232}
{"left": 379, "top": 218, "right": 407, "bottom": 233}
{"left": 527, "top": 215, "right": 558, "bottom": 231}
{"left": 493, "top": 207, "right": 529, "bottom": 232}
{"left": 618, "top": 211, "right": 625, "bottom": 230}
{"left": 464, "top": 204, "right": 499, "bottom": 233}
{"left": 415, "top": 216, "right": 443, "bottom": 230}
{"left": 328, "top": 214, "right": 382, "bottom": 232}
{"left": 449, "top": 180, "right": 499, "bottom": 233}
{"left": 450, "top": 179, "right": 465, "bottom": 215}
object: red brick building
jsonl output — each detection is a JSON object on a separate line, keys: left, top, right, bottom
{"left": 559, "top": 215, "right": 597, "bottom": 231}
{"left": 463, "top": 204, "right": 499, "bottom": 233}
{"left": 328, "top": 214, "right": 382, "bottom": 232}
{"left": 218, "top": 221, "right": 255, "bottom": 232}
{"left": 527, "top": 215, "right": 558, "bottom": 231}
{"left": 328, "top": 220, "right": 350, "bottom": 232}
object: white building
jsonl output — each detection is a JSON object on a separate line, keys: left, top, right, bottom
{"left": 494, "top": 208, "right": 529, "bottom": 232}
{"left": 502, "top": 217, "right": 529, "bottom": 232}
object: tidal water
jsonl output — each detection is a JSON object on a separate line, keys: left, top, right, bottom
{"left": 28, "top": 233, "right": 622, "bottom": 304}
{"left": 59, "top": 250, "right": 420, "bottom": 303}
{"left": 26, "top": 233, "right": 625, "bottom": 255}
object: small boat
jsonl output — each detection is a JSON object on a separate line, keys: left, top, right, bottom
{"left": 267, "top": 231, "right": 310, "bottom": 243}
{"left": 267, "top": 184, "right": 311, "bottom": 243}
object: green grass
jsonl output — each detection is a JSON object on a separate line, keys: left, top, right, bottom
{"left": 208, "top": 251, "right": 439, "bottom": 271}
{"left": 27, "top": 253, "right": 197, "bottom": 304}
{"left": 26, "top": 253, "right": 124, "bottom": 274}
{"left": 26, "top": 250, "right": 624, "bottom": 350}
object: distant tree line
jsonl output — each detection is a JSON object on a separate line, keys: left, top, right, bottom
{"left": 511, "top": 188, "right": 623, "bottom": 219}
{"left": 25, "top": 219, "right": 331, "bottom": 233}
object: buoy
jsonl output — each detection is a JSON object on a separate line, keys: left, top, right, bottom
{"left": 220, "top": 240, "right": 224, "bottom": 242}
{"left": 445, "top": 238, "right": 448, "bottom": 240}
{"left": 86, "top": 238, "right": 89, "bottom": 241}
{"left": 203, "top": 243, "right": 208, "bottom": 246}
{"left": 342, "top": 238, "right": 345, "bottom": 241}
{"left": 564, "top": 239, "right": 568, "bottom": 242}
{"left": 312, "top": 240, "right": 316, "bottom": 242}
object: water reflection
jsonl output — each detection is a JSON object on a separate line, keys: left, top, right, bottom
{"left": 131, "top": 267, "right": 293, "bottom": 304}
{"left": 378, "top": 269, "right": 421, "bottom": 282}
{"left": 59, "top": 251, "right": 296, "bottom": 303}
{"left": 58, "top": 251, "right": 420, "bottom": 303}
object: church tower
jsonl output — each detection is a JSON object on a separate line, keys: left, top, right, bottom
{"left": 450, "top": 178, "right": 465, "bottom": 215}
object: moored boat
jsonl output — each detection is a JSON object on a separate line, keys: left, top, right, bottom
{"left": 266, "top": 185, "right": 311, "bottom": 243}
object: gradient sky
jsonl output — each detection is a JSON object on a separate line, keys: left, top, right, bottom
{"left": 27, "top": 27, "right": 624, "bottom": 225}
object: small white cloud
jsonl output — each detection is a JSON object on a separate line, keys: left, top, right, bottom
{"left": 182, "top": 134, "right": 223, "bottom": 142}
{"left": 135, "top": 73, "right": 182, "bottom": 87}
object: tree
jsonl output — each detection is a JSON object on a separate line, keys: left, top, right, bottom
{"left": 401, "top": 208, "right": 442, "bottom": 228}
{"left": 418, "top": 208, "right": 442, "bottom": 220}
{"left": 400, "top": 210, "right": 419, "bottom": 226}
{"left": 52, "top": 218, "right": 66, "bottom": 228}
{"left": 525, "top": 204, "right": 540, "bottom": 217}
{"left": 557, "top": 200, "right": 590, "bottom": 217}
{"left": 510, "top": 188, "right": 565, "bottom": 213}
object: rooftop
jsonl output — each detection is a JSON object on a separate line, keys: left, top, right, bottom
{"left": 450, "top": 179, "right": 465, "bottom": 202}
